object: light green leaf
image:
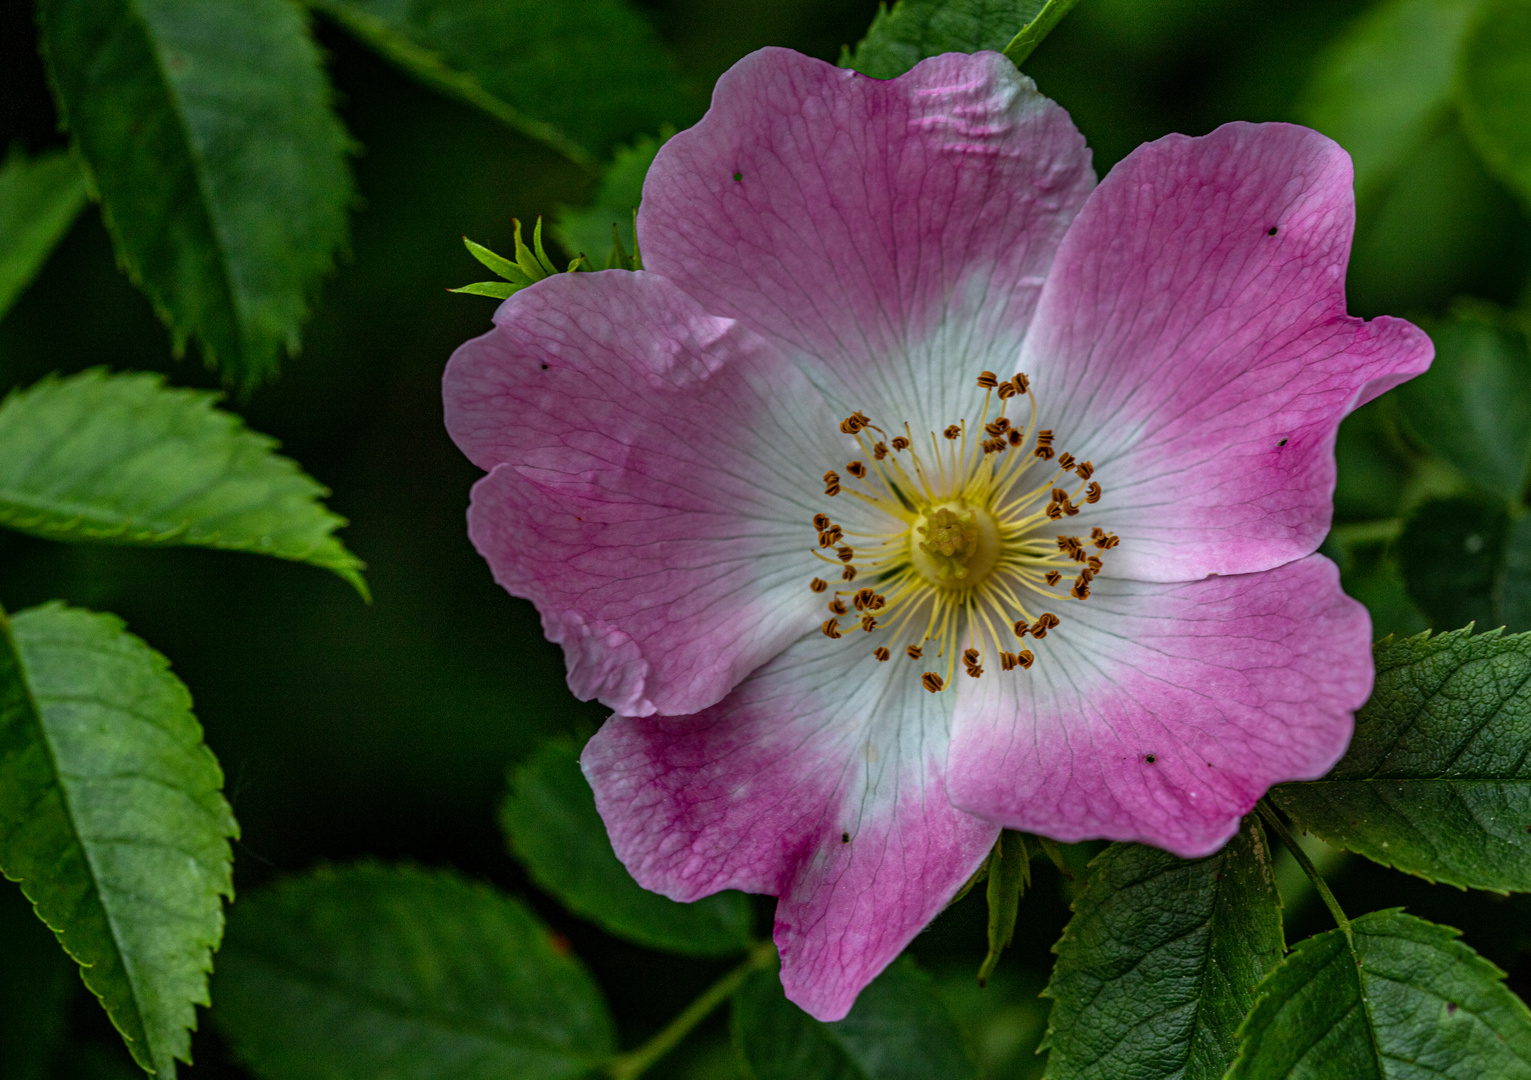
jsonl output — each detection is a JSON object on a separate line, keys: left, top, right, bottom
{"left": 1273, "top": 627, "right": 1531, "bottom": 892}
{"left": 0, "top": 602, "right": 238, "bottom": 1078}
{"left": 0, "top": 880, "right": 75, "bottom": 1080}
{"left": 0, "top": 369, "right": 365, "bottom": 595}
{"left": 309, "top": 0, "right": 691, "bottom": 167}
{"left": 842, "top": 0, "right": 1046, "bottom": 79}
{"left": 553, "top": 132, "right": 666, "bottom": 263}
{"left": 447, "top": 280, "right": 516, "bottom": 299}
{"left": 502, "top": 742, "right": 753, "bottom": 957}
{"left": 1001, "top": 0, "right": 1085, "bottom": 67}
{"left": 37, "top": 0, "right": 353, "bottom": 388}
{"left": 1397, "top": 493, "right": 1507, "bottom": 630}
{"left": 1228, "top": 910, "right": 1531, "bottom": 1078}
{"left": 1040, "top": 817, "right": 1282, "bottom": 1080}
{"left": 1299, "top": 0, "right": 1481, "bottom": 210}
{"left": 1459, "top": 0, "right": 1531, "bottom": 207}
{"left": 212, "top": 863, "right": 615, "bottom": 1080}
{"left": 733, "top": 956, "right": 978, "bottom": 1080}
{"left": 0, "top": 148, "right": 88, "bottom": 323}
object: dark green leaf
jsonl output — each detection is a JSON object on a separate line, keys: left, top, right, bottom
{"left": 310, "top": 0, "right": 691, "bottom": 166}
{"left": 1040, "top": 817, "right": 1282, "bottom": 1080}
{"left": 553, "top": 133, "right": 666, "bottom": 263}
{"left": 0, "top": 881, "right": 75, "bottom": 1080}
{"left": 0, "top": 148, "right": 88, "bottom": 322}
{"left": 979, "top": 830, "right": 1028, "bottom": 987}
{"left": 1299, "top": 0, "right": 1479, "bottom": 210}
{"left": 842, "top": 0, "right": 1046, "bottom": 79}
{"left": 1274, "top": 626, "right": 1531, "bottom": 892}
{"left": 733, "top": 957, "right": 977, "bottom": 1080}
{"left": 1459, "top": 0, "right": 1531, "bottom": 207}
{"left": 502, "top": 741, "right": 753, "bottom": 957}
{"left": 1397, "top": 493, "right": 1507, "bottom": 629}
{"left": 38, "top": 0, "right": 353, "bottom": 388}
{"left": 1228, "top": 910, "right": 1531, "bottom": 1078}
{"left": 0, "top": 602, "right": 237, "bottom": 1078}
{"left": 212, "top": 863, "right": 615, "bottom": 1080}
{"left": 0, "top": 370, "right": 365, "bottom": 594}
{"left": 1395, "top": 311, "right": 1531, "bottom": 502}
{"left": 1499, "top": 514, "right": 1531, "bottom": 631}
{"left": 1333, "top": 398, "right": 1415, "bottom": 523}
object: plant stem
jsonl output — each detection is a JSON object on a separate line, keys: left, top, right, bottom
{"left": 607, "top": 940, "right": 777, "bottom": 1080}
{"left": 1257, "top": 799, "right": 1349, "bottom": 932}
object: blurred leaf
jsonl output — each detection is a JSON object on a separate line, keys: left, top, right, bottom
{"left": 979, "top": 830, "right": 1028, "bottom": 987}
{"left": 502, "top": 741, "right": 753, "bottom": 957}
{"left": 1040, "top": 817, "right": 1282, "bottom": 1080}
{"left": 553, "top": 133, "right": 667, "bottom": 263}
{"left": 213, "top": 863, "right": 615, "bottom": 1080}
{"left": 37, "top": 0, "right": 353, "bottom": 389}
{"left": 0, "top": 602, "right": 237, "bottom": 1079}
{"left": 1273, "top": 626, "right": 1531, "bottom": 892}
{"left": 309, "top": 0, "right": 691, "bottom": 167}
{"left": 0, "top": 148, "right": 87, "bottom": 323}
{"left": 1396, "top": 312, "right": 1531, "bottom": 502}
{"left": 1325, "top": 530, "right": 1431, "bottom": 641}
{"left": 1002, "top": 0, "right": 1086, "bottom": 67}
{"left": 0, "top": 881, "right": 75, "bottom": 1080}
{"left": 733, "top": 957, "right": 977, "bottom": 1080}
{"left": 1397, "top": 493, "right": 1507, "bottom": 629}
{"left": 1500, "top": 514, "right": 1531, "bottom": 630}
{"left": 52, "top": 1045, "right": 146, "bottom": 1080}
{"left": 842, "top": 0, "right": 1046, "bottom": 78}
{"left": 1300, "top": 0, "right": 1480, "bottom": 210}
{"left": 1228, "top": 910, "right": 1531, "bottom": 1078}
{"left": 1459, "top": 0, "right": 1531, "bottom": 207}
{"left": 0, "top": 370, "right": 365, "bottom": 595}
{"left": 1333, "top": 399, "right": 1415, "bottom": 523}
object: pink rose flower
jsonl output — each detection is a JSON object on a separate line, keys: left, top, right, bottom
{"left": 444, "top": 48, "right": 1431, "bottom": 1020}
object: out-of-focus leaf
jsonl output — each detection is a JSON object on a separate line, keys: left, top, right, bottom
{"left": 1325, "top": 530, "right": 1431, "bottom": 640}
{"left": 843, "top": 0, "right": 1045, "bottom": 78}
{"left": 1228, "top": 910, "right": 1531, "bottom": 1078}
{"left": 1300, "top": 0, "right": 1480, "bottom": 210}
{"left": 0, "top": 881, "right": 74, "bottom": 1080}
{"left": 310, "top": 0, "right": 690, "bottom": 167}
{"left": 1397, "top": 493, "right": 1507, "bottom": 629}
{"left": 733, "top": 957, "right": 977, "bottom": 1080}
{"left": 1041, "top": 817, "right": 1282, "bottom": 1080}
{"left": 0, "top": 148, "right": 87, "bottom": 322}
{"left": 37, "top": 0, "right": 353, "bottom": 389}
{"left": 1333, "top": 398, "right": 1416, "bottom": 523}
{"left": 0, "top": 603, "right": 237, "bottom": 1079}
{"left": 1002, "top": 0, "right": 1085, "bottom": 67}
{"left": 553, "top": 133, "right": 666, "bottom": 263}
{"left": 1459, "top": 0, "right": 1531, "bottom": 207}
{"left": 1274, "top": 627, "right": 1531, "bottom": 892}
{"left": 1500, "top": 514, "right": 1531, "bottom": 630}
{"left": 1396, "top": 311, "right": 1531, "bottom": 502}
{"left": 0, "top": 370, "right": 365, "bottom": 594}
{"left": 212, "top": 863, "right": 615, "bottom": 1080}
{"left": 502, "top": 742, "right": 753, "bottom": 957}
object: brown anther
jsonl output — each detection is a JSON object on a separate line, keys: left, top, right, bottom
{"left": 943, "top": 425, "right": 961, "bottom": 440}
{"left": 1031, "top": 613, "right": 1060, "bottom": 638}
{"left": 906, "top": 644, "right": 924, "bottom": 660}
{"left": 872, "top": 593, "right": 887, "bottom": 610}
{"left": 1046, "top": 503, "right": 1064, "bottom": 520}
{"left": 860, "top": 615, "right": 877, "bottom": 632}
{"left": 1063, "top": 500, "right": 1080, "bottom": 516}
{"left": 965, "top": 664, "right": 984, "bottom": 679}
{"left": 997, "top": 381, "right": 1017, "bottom": 399}
{"left": 1085, "top": 482, "right": 1102, "bottom": 504}
{"left": 873, "top": 646, "right": 890, "bottom": 662}
{"left": 891, "top": 436, "right": 910, "bottom": 451}
{"left": 1058, "top": 452, "right": 1076, "bottom": 470}
{"left": 828, "top": 599, "right": 848, "bottom": 616}
{"left": 1052, "top": 488, "right": 1070, "bottom": 505}
{"left": 922, "top": 672, "right": 945, "bottom": 693}
{"left": 1007, "top": 428, "right": 1024, "bottom": 446}
{"left": 984, "top": 418, "right": 1010, "bottom": 437}
{"left": 1091, "top": 527, "right": 1107, "bottom": 540}
{"left": 1000, "top": 651, "right": 1017, "bottom": 671}
{"left": 1075, "top": 461, "right": 1094, "bottom": 480}
{"left": 839, "top": 411, "right": 871, "bottom": 435}
{"left": 1045, "top": 570, "right": 1062, "bottom": 586}
{"left": 963, "top": 648, "right": 981, "bottom": 666}
{"left": 1077, "top": 568, "right": 1095, "bottom": 585}
{"left": 873, "top": 442, "right": 888, "bottom": 460}
{"left": 853, "top": 588, "right": 877, "bottom": 611}
{"left": 1011, "top": 373, "right": 1030, "bottom": 394}
{"left": 1016, "top": 648, "right": 1035, "bottom": 669}
{"left": 824, "top": 470, "right": 840, "bottom": 496}
{"left": 1093, "top": 531, "right": 1119, "bottom": 550}
{"left": 842, "top": 565, "right": 858, "bottom": 581}
{"left": 836, "top": 545, "right": 855, "bottom": 563}
{"left": 1058, "top": 535, "right": 1084, "bottom": 556}
{"left": 976, "top": 371, "right": 999, "bottom": 388}
{"left": 1034, "top": 445, "right": 1055, "bottom": 461}
{"left": 817, "top": 526, "right": 842, "bottom": 547}
{"left": 821, "top": 619, "right": 842, "bottom": 639}
{"left": 1035, "top": 429, "right": 1053, "bottom": 446}
{"left": 1087, "top": 555, "right": 1103, "bottom": 572}
{"left": 847, "top": 461, "right": 867, "bottom": 479}
{"left": 813, "top": 513, "right": 832, "bottom": 530}
{"left": 810, "top": 577, "right": 828, "bottom": 593}
{"left": 1071, "top": 581, "right": 1091, "bottom": 600}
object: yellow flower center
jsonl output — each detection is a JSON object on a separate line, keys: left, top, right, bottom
{"left": 808, "top": 371, "right": 1119, "bottom": 692}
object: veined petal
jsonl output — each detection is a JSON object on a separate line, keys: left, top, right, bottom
{"left": 1023, "top": 122, "right": 1432, "bottom": 582}
{"left": 582, "top": 631, "right": 998, "bottom": 1021}
{"left": 444, "top": 271, "right": 848, "bottom": 717}
{"left": 640, "top": 47, "right": 1095, "bottom": 435}
{"left": 947, "top": 555, "right": 1371, "bottom": 858}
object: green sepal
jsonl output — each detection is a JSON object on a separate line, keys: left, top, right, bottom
{"left": 1034, "top": 834, "right": 1071, "bottom": 878}
{"left": 463, "top": 236, "right": 530, "bottom": 285}
{"left": 979, "top": 830, "right": 1030, "bottom": 987}
{"left": 448, "top": 281, "right": 517, "bottom": 299}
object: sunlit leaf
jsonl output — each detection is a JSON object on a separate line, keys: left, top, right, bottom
{"left": 0, "top": 603, "right": 237, "bottom": 1078}
{"left": 0, "top": 148, "right": 88, "bottom": 323}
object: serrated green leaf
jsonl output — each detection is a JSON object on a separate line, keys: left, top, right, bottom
{"left": 733, "top": 957, "right": 977, "bottom": 1080}
{"left": 553, "top": 133, "right": 666, "bottom": 263}
{"left": 309, "top": 0, "right": 691, "bottom": 167}
{"left": 1040, "top": 817, "right": 1282, "bottom": 1080}
{"left": 0, "top": 369, "right": 365, "bottom": 595}
{"left": 0, "top": 602, "right": 238, "bottom": 1078}
{"left": 1299, "top": 0, "right": 1481, "bottom": 211}
{"left": 211, "top": 863, "right": 615, "bottom": 1080}
{"left": 502, "top": 741, "right": 753, "bottom": 957}
{"left": 1395, "top": 311, "right": 1531, "bottom": 502}
{"left": 38, "top": 0, "right": 353, "bottom": 388}
{"left": 1273, "top": 627, "right": 1531, "bottom": 892}
{"left": 1228, "top": 910, "right": 1531, "bottom": 1078}
{"left": 843, "top": 0, "right": 1046, "bottom": 79}
{"left": 0, "top": 880, "right": 75, "bottom": 1080}
{"left": 1397, "top": 493, "right": 1508, "bottom": 630}
{"left": 1459, "top": 0, "right": 1531, "bottom": 208}
{"left": 0, "top": 148, "right": 88, "bottom": 323}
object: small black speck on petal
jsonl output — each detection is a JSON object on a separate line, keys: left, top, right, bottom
{"left": 1267, "top": 226, "right": 1278, "bottom": 236}
{"left": 841, "top": 831, "right": 850, "bottom": 843}
{"left": 733, "top": 171, "right": 743, "bottom": 182}
{"left": 1145, "top": 754, "right": 1156, "bottom": 764}
{"left": 1277, "top": 437, "right": 1288, "bottom": 447}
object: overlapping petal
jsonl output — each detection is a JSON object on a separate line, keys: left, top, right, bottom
{"left": 948, "top": 555, "right": 1372, "bottom": 857}
{"left": 1023, "top": 122, "right": 1433, "bottom": 582}
{"left": 444, "top": 271, "right": 850, "bottom": 717}
{"left": 582, "top": 631, "right": 997, "bottom": 1021}
{"left": 640, "top": 48, "right": 1096, "bottom": 434}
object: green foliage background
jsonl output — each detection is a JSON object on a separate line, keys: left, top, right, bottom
{"left": 2, "top": 0, "right": 1531, "bottom": 1077}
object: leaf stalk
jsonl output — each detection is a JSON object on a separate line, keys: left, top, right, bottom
{"left": 1257, "top": 798, "right": 1350, "bottom": 933}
